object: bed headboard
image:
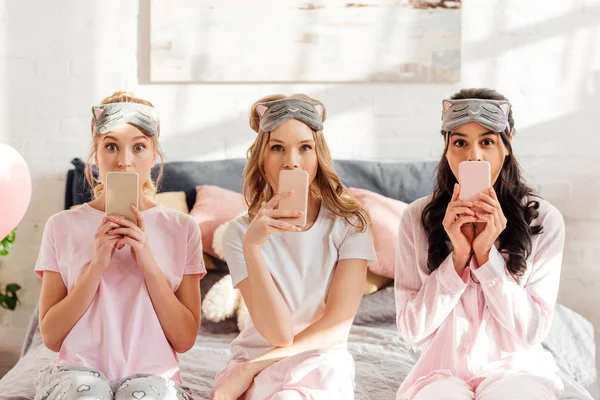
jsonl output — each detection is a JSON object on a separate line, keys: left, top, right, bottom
{"left": 65, "top": 158, "right": 438, "bottom": 210}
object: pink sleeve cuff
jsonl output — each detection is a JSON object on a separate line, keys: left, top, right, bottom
{"left": 437, "top": 253, "right": 468, "bottom": 294}
{"left": 184, "top": 263, "right": 207, "bottom": 279}
{"left": 471, "top": 246, "right": 507, "bottom": 285}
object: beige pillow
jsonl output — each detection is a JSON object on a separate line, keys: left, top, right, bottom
{"left": 155, "top": 191, "right": 189, "bottom": 214}
{"left": 364, "top": 269, "right": 393, "bottom": 295}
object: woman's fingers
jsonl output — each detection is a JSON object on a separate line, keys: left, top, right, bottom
{"left": 474, "top": 212, "right": 495, "bottom": 230}
{"left": 449, "top": 200, "right": 474, "bottom": 209}
{"left": 263, "top": 191, "right": 294, "bottom": 210}
{"left": 263, "top": 216, "right": 301, "bottom": 232}
{"left": 108, "top": 215, "right": 138, "bottom": 229}
{"left": 130, "top": 205, "right": 146, "bottom": 230}
{"left": 451, "top": 183, "right": 460, "bottom": 202}
{"left": 108, "top": 227, "right": 143, "bottom": 242}
{"left": 450, "top": 215, "right": 479, "bottom": 229}
{"left": 265, "top": 209, "right": 304, "bottom": 219}
{"left": 100, "top": 221, "right": 121, "bottom": 234}
{"left": 449, "top": 206, "right": 476, "bottom": 216}
{"left": 477, "top": 192, "right": 498, "bottom": 208}
{"left": 473, "top": 201, "right": 496, "bottom": 214}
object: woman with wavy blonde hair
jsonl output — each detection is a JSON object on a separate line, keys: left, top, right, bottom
{"left": 212, "top": 94, "right": 376, "bottom": 400}
{"left": 33, "top": 91, "right": 205, "bottom": 400}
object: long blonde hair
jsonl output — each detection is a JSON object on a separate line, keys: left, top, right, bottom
{"left": 85, "top": 91, "right": 164, "bottom": 199}
{"left": 244, "top": 94, "right": 371, "bottom": 232}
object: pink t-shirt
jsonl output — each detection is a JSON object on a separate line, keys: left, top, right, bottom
{"left": 35, "top": 203, "right": 206, "bottom": 383}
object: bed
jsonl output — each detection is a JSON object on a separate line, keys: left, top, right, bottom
{"left": 0, "top": 158, "right": 597, "bottom": 400}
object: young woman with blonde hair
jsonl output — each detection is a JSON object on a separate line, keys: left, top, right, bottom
{"left": 34, "top": 91, "right": 205, "bottom": 400}
{"left": 212, "top": 94, "right": 376, "bottom": 400}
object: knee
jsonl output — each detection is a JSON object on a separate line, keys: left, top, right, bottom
{"left": 65, "top": 376, "right": 112, "bottom": 399}
{"left": 413, "top": 377, "right": 474, "bottom": 400}
{"left": 114, "top": 375, "right": 175, "bottom": 400}
{"left": 271, "top": 390, "right": 304, "bottom": 400}
{"left": 35, "top": 367, "right": 111, "bottom": 400}
{"left": 476, "top": 375, "right": 559, "bottom": 400}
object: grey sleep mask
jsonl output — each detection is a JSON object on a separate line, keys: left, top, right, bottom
{"left": 256, "top": 98, "right": 325, "bottom": 132}
{"left": 92, "top": 102, "right": 159, "bottom": 137}
{"left": 441, "top": 98, "right": 511, "bottom": 134}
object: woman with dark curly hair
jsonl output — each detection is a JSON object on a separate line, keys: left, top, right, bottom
{"left": 395, "top": 88, "right": 568, "bottom": 399}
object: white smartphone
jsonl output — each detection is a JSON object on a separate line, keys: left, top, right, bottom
{"left": 105, "top": 172, "right": 139, "bottom": 223}
{"left": 277, "top": 170, "right": 309, "bottom": 227}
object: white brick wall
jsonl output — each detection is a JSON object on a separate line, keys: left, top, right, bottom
{"left": 1, "top": 0, "right": 600, "bottom": 381}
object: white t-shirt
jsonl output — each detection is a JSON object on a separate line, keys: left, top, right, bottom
{"left": 223, "top": 203, "right": 377, "bottom": 362}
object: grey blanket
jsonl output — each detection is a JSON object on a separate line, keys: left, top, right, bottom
{"left": 1, "top": 287, "right": 597, "bottom": 400}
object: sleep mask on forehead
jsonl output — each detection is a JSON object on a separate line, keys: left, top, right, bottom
{"left": 92, "top": 102, "right": 159, "bottom": 137}
{"left": 441, "top": 98, "right": 512, "bottom": 134}
{"left": 256, "top": 97, "right": 324, "bottom": 133}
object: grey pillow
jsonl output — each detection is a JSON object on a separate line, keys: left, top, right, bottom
{"left": 66, "top": 158, "right": 437, "bottom": 210}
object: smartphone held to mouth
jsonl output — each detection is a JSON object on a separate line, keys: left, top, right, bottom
{"left": 458, "top": 161, "right": 491, "bottom": 219}
{"left": 105, "top": 172, "right": 139, "bottom": 223}
{"left": 277, "top": 170, "right": 309, "bottom": 228}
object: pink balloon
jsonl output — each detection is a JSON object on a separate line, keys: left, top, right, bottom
{"left": 0, "top": 143, "right": 32, "bottom": 240}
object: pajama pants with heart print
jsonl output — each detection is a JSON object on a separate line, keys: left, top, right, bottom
{"left": 34, "top": 364, "right": 192, "bottom": 400}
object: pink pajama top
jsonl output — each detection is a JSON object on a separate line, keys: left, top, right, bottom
{"left": 394, "top": 196, "right": 564, "bottom": 398}
{"left": 35, "top": 204, "right": 207, "bottom": 383}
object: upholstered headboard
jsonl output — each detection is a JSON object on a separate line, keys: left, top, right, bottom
{"left": 65, "top": 158, "right": 438, "bottom": 211}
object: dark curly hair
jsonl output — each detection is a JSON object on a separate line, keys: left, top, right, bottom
{"left": 421, "top": 88, "right": 542, "bottom": 282}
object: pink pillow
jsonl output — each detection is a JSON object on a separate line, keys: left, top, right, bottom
{"left": 190, "top": 186, "right": 246, "bottom": 259}
{"left": 349, "top": 188, "right": 407, "bottom": 279}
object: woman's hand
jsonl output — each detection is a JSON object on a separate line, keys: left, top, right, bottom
{"left": 89, "top": 216, "right": 122, "bottom": 275}
{"left": 472, "top": 187, "right": 507, "bottom": 266}
{"left": 242, "top": 191, "right": 303, "bottom": 248}
{"left": 107, "top": 206, "right": 158, "bottom": 273}
{"left": 213, "top": 363, "right": 258, "bottom": 400}
{"left": 443, "top": 184, "right": 480, "bottom": 275}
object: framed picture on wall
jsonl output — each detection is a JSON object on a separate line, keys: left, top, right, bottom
{"left": 149, "top": 0, "right": 461, "bottom": 83}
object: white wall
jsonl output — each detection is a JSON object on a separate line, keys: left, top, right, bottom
{"left": 1, "top": 0, "right": 600, "bottom": 377}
